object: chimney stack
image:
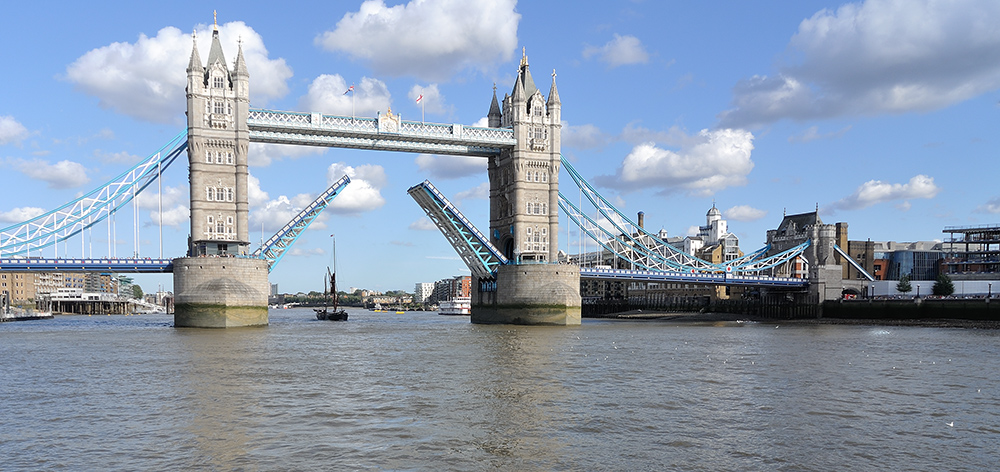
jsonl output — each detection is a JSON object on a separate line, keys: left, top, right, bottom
{"left": 638, "top": 211, "right": 645, "bottom": 229}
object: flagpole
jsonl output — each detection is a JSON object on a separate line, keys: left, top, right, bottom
{"left": 352, "top": 83, "right": 355, "bottom": 119}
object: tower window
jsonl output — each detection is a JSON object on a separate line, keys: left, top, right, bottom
{"left": 205, "top": 151, "right": 212, "bottom": 164}
{"left": 226, "top": 152, "right": 233, "bottom": 164}
{"left": 213, "top": 76, "right": 224, "bottom": 89}
{"left": 206, "top": 187, "right": 214, "bottom": 201}
{"left": 214, "top": 101, "right": 225, "bottom": 114}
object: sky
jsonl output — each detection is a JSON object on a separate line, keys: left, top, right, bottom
{"left": 2, "top": 0, "right": 999, "bottom": 295}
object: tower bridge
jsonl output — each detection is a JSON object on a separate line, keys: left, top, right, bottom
{"left": 1, "top": 22, "right": 865, "bottom": 327}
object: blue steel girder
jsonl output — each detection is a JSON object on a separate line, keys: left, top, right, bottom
{"left": 252, "top": 175, "right": 351, "bottom": 271}
{"left": 407, "top": 180, "right": 508, "bottom": 279}
{"left": 0, "top": 131, "right": 188, "bottom": 257}
{"left": 0, "top": 257, "right": 174, "bottom": 273}
{"left": 558, "top": 193, "right": 686, "bottom": 272}
{"left": 834, "top": 244, "right": 875, "bottom": 281}
{"left": 247, "top": 109, "right": 514, "bottom": 157}
{"left": 560, "top": 156, "right": 724, "bottom": 272}
{"left": 730, "top": 240, "right": 811, "bottom": 273}
{"left": 580, "top": 267, "right": 808, "bottom": 287}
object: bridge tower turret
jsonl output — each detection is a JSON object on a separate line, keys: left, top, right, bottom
{"left": 174, "top": 20, "right": 268, "bottom": 328}
{"left": 476, "top": 50, "right": 580, "bottom": 325}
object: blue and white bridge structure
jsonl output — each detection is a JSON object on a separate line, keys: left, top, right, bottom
{"left": 2, "top": 24, "right": 872, "bottom": 326}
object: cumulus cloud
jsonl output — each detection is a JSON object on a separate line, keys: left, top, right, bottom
{"left": 724, "top": 205, "right": 768, "bottom": 222}
{"left": 0, "top": 207, "right": 46, "bottom": 224}
{"left": 719, "top": 0, "right": 1000, "bottom": 128}
{"left": 409, "top": 217, "right": 438, "bottom": 231}
{"left": 247, "top": 174, "right": 271, "bottom": 208}
{"left": 414, "top": 153, "right": 486, "bottom": 179}
{"left": 136, "top": 184, "right": 186, "bottom": 210}
{"left": 252, "top": 193, "right": 326, "bottom": 232}
{"left": 976, "top": 197, "right": 1000, "bottom": 214}
{"left": 593, "top": 128, "right": 755, "bottom": 196}
{"left": 582, "top": 34, "right": 650, "bottom": 68}
{"left": 409, "top": 84, "right": 449, "bottom": 115}
{"left": 249, "top": 142, "right": 326, "bottom": 167}
{"left": 0, "top": 116, "right": 29, "bottom": 146}
{"left": 327, "top": 162, "right": 387, "bottom": 214}
{"left": 148, "top": 205, "right": 190, "bottom": 228}
{"left": 298, "top": 75, "right": 391, "bottom": 118}
{"left": 7, "top": 158, "right": 90, "bottom": 189}
{"left": 65, "top": 22, "right": 292, "bottom": 123}
{"left": 562, "top": 121, "right": 611, "bottom": 150}
{"left": 829, "top": 174, "right": 941, "bottom": 211}
{"left": 316, "top": 0, "right": 520, "bottom": 81}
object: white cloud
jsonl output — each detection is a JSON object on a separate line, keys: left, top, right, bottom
{"left": 409, "top": 217, "right": 438, "bottom": 231}
{"left": 719, "top": 0, "right": 1000, "bottom": 128}
{"left": 247, "top": 174, "right": 271, "bottom": 208}
{"left": 298, "top": 75, "right": 391, "bottom": 118}
{"left": 594, "top": 128, "right": 755, "bottom": 196}
{"left": 327, "top": 162, "right": 387, "bottom": 214}
{"left": 65, "top": 22, "right": 292, "bottom": 123}
{"left": 414, "top": 153, "right": 486, "bottom": 179}
{"left": 976, "top": 197, "right": 1000, "bottom": 214}
{"left": 583, "top": 34, "right": 650, "bottom": 68}
{"left": 147, "top": 205, "right": 189, "bottom": 228}
{"left": 7, "top": 158, "right": 90, "bottom": 189}
{"left": 252, "top": 193, "right": 326, "bottom": 232}
{"left": 409, "top": 84, "right": 449, "bottom": 115}
{"left": 561, "top": 121, "right": 611, "bottom": 150}
{"left": 452, "top": 182, "right": 490, "bottom": 206}
{"left": 316, "top": 0, "right": 520, "bottom": 81}
{"left": 0, "top": 207, "right": 46, "bottom": 224}
{"left": 724, "top": 205, "right": 768, "bottom": 222}
{"left": 249, "top": 142, "right": 325, "bottom": 167}
{"left": 830, "top": 174, "right": 941, "bottom": 211}
{"left": 136, "top": 185, "right": 186, "bottom": 210}
{"left": 471, "top": 117, "right": 489, "bottom": 127}
{"left": 0, "top": 116, "right": 29, "bottom": 146}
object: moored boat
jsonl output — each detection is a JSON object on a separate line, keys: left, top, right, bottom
{"left": 315, "top": 236, "right": 348, "bottom": 321}
{"left": 438, "top": 297, "right": 471, "bottom": 315}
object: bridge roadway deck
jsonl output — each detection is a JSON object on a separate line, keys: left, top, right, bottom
{"left": 247, "top": 109, "right": 515, "bottom": 157}
{"left": 581, "top": 267, "right": 808, "bottom": 287}
{"left": 0, "top": 257, "right": 173, "bottom": 273}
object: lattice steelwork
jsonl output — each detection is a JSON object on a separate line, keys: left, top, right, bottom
{"left": 0, "top": 257, "right": 173, "bottom": 273}
{"left": 0, "top": 131, "right": 188, "bottom": 258}
{"left": 408, "top": 180, "right": 508, "bottom": 279}
{"left": 247, "top": 109, "right": 515, "bottom": 157}
{"left": 560, "top": 156, "right": 725, "bottom": 272}
{"left": 252, "top": 175, "right": 352, "bottom": 271}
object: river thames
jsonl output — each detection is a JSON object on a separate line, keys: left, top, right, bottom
{"left": 2, "top": 308, "right": 998, "bottom": 470}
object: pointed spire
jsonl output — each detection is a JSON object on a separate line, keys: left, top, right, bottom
{"left": 488, "top": 82, "right": 502, "bottom": 127}
{"left": 187, "top": 29, "right": 202, "bottom": 73}
{"left": 234, "top": 37, "right": 249, "bottom": 77}
{"left": 547, "top": 69, "right": 560, "bottom": 106}
{"left": 511, "top": 47, "right": 537, "bottom": 99}
{"left": 206, "top": 26, "right": 228, "bottom": 68}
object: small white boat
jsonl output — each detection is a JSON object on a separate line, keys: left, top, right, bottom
{"left": 438, "top": 297, "right": 471, "bottom": 316}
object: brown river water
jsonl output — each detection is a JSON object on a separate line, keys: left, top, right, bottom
{"left": 2, "top": 307, "right": 998, "bottom": 470}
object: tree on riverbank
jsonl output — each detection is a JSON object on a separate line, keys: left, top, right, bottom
{"left": 933, "top": 274, "right": 955, "bottom": 296}
{"left": 896, "top": 275, "right": 912, "bottom": 294}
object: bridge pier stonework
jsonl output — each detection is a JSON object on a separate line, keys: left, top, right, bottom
{"left": 175, "top": 24, "right": 268, "bottom": 327}
{"left": 474, "top": 51, "right": 581, "bottom": 325}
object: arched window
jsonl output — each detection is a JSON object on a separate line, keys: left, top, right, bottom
{"left": 226, "top": 152, "right": 233, "bottom": 165}
{"left": 206, "top": 187, "right": 214, "bottom": 201}
{"left": 542, "top": 172, "right": 547, "bottom": 183}
{"left": 205, "top": 151, "right": 212, "bottom": 164}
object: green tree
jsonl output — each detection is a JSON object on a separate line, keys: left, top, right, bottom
{"left": 131, "top": 284, "right": 143, "bottom": 300}
{"left": 896, "top": 274, "right": 912, "bottom": 294}
{"left": 932, "top": 273, "right": 955, "bottom": 296}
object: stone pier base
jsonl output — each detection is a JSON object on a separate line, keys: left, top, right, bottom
{"left": 472, "top": 264, "right": 581, "bottom": 325}
{"left": 172, "top": 257, "right": 269, "bottom": 328}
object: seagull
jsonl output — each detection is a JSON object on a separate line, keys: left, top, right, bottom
{"left": 947, "top": 422, "right": 954, "bottom": 427}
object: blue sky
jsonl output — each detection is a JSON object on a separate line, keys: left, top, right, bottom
{"left": 2, "top": 0, "right": 999, "bottom": 294}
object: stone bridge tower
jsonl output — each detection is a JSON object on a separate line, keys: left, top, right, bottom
{"left": 173, "top": 22, "right": 269, "bottom": 328}
{"left": 475, "top": 51, "right": 581, "bottom": 325}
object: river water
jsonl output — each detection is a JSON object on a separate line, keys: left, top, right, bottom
{"left": 2, "top": 308, "right": 998, "bottom": 471}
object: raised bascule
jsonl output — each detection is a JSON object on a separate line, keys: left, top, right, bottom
{"left": 0, "top": 21, "right": 866, "bottom": 328}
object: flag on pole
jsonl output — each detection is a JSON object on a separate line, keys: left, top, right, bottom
{"left": 416, "top": 94, "right": 423, "bottom": 103}
{"left": 344, "top": 85, "right": 354, "bottom": 95}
